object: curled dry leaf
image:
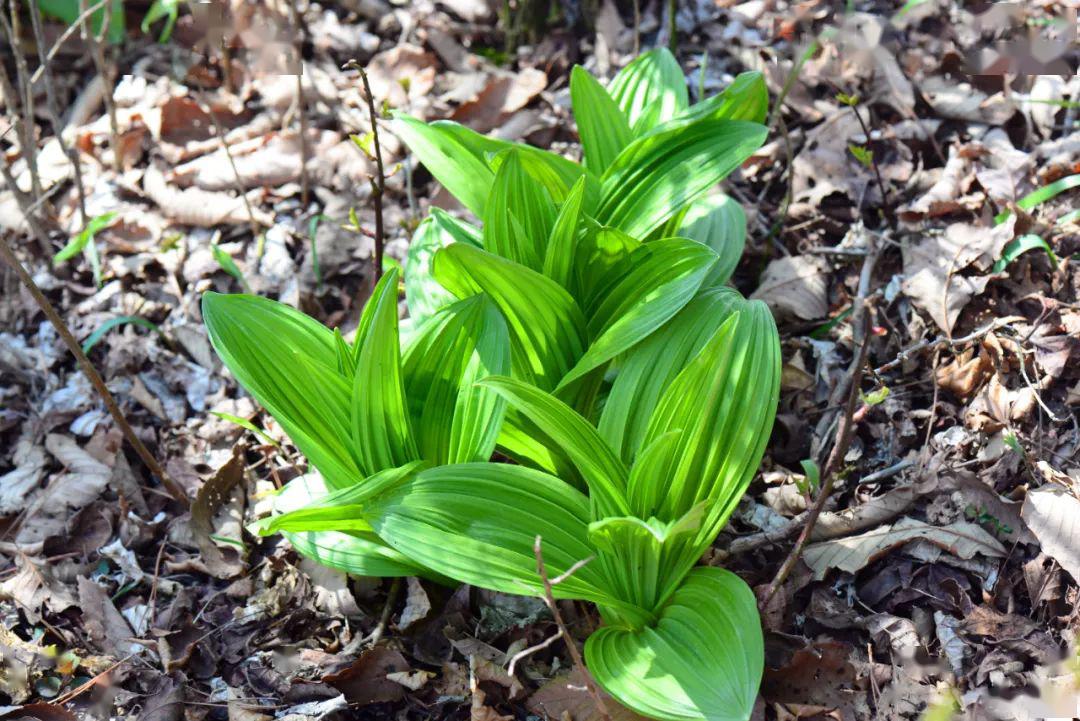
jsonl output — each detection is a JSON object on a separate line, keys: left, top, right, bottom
{"left": 802, "top": 516, "right": 1007, "bottom": 580}
{"left": 322, "top": 647, "right": 408, "bottom": 705}
{"left": 398, "top": 576, "right": 431, "bottom": 630}
{"left": 750, "top": 255, "right": 829, "bottom": 321}
{"left": 190, "top": 448, "right": 246, "bottom": 579}
{"left": 450, "top": 69, "right": 548, "bottom": 135}
{"left": 143, "top": 166, "right": 273, "bottom": 227}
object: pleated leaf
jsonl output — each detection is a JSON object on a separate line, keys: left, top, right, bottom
{"left": 585, "top": 567, "right": 763, "bottom": 721}
{"left": 571, "top": 65, "right": 633, "bottom": 173}
{"left": 202, "top": 292, "right": 361, "bottom": 491}
{"left": 607, "top": 48, "right": 688, "bottom": 134}
{"left": 402, "top": 295, "right": 510, "bottom": 464}
{"left": 352, "top": 269, "right": 419, "bottom": 476}
{"left": 483, "top": 150, "right": 557, "bottom": 271}
{"left": 404, "top": 209, "right": 481, "bottom": 325}
{"left": 433, "top": 243, "right": 588, "bottom": 391}
{"left": 596, "top": 119, "right": 767, "bottom": 239}
{"left": 480, "top": 375, "right": 630, "bottom": 518}
{"left": 672, "top": 194, "right": 746, "bottom": 285}
{"left": 270, "top": 472, "right": 425, "bottom": 578}
{"left": 598, "top": 287, "right": 745, "bottom": 462}
{"left": 542, "top": 176, "right": 588, "bottom": 291}
{"left": 559, "top": 239, "right": 717, "bottom": 389}
{"left": 635, "top": 300, "right": 781, "bottom": 540}
{"left": 391, "top": 114, "right": 495, "bottom": 216}
{"left": 363, "top": 463, "right": 618, "bottom": 605}
{"left": 672, "top": 71, "right": 768, "bottom": 126}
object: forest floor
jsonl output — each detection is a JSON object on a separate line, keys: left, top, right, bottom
{"left": 1, "top": 1, "right": 1079, "bottom": 719}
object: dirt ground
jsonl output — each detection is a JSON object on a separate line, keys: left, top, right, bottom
{"left": 1, "top": 1, "right": 1079, "bottom": 719}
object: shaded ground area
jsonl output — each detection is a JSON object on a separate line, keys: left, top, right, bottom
{"left": 1, "top": 1, "right": 1079, "bottom": 719}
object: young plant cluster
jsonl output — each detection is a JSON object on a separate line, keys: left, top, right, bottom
{"left": 203, "top": 49, "right": 780, "bottom": 721}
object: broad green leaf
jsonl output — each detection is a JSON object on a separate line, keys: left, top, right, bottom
{"left": 483, "top": 150, "right": 557, "bottom": 271}
{"left": 392, "top": 115, "right": 495, "bottom": 216}
{"left": 608, "top": 48, "right": 689, "bottom": 134}
{"left": 597, "top": 119, "right": 768, "bottom": 239}
{"left": 674, "top": 71, "right": 769, "bottom": 126}
{"left": 363, "top": 463, "right": 614, "bottom": 604}
{"left": 202, "top": 292, "right": 361, "bottom": 491}
{"left": 598, "top": 286, "right": 745, "bottom": 462}
{"left": 209, "top": 411, "right": 280, "bottom": 448}
{"left": 434, "top": 243, "right": 588, "bottom": 390}
{"left": 636, "top": 300, "right": 781, "bottom": 540}
{"left": 270, "top": 472, "right": 426, "bottom": 578}
{"left": 573, "top": 226, "right": 641, "bottom": 307}
{"left": 571, "top": 65, "right": 634, "bottom": 173}
{"left": 588, "top": 506, "right": 703, "bottom": 611}
{"left": 543, "top": 176, "right": 588, "bottom": 291}
{"left": 481, "top": 376, "right": 630, "bottom": 518}
{"left": 585, "top": 567, "right": 763, "bottom": 721}
{"left": 256, "top": 462, "right": 427, "bottom": 535}
{"left": 352, "top": 268, "right": 420, "bottom": 475}
{"left": 674, "top": 193, "right": 746, "bottom": 284}
{"left": 402, "top": 295, "right": 510, "bottom": 464}
{"left": 559, "top": 239, "right": 717, "bottom": 389}
{"left": 404, "top": 209, "right": 481, "bottom": 325}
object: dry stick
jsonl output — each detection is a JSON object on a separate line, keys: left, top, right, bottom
{"left": 0, "top": 236, "right": 189, "bottom": 507}
{"left": 28, "top": 0, "right": 108, "bottom": 86}
{"left": 762, "top": 306, "right": 873, "bottom": 604}
{"left": 27, "top": 0, "right": 88, "bottom": 226}
{"left": 846, "top": 102, "right": 894, "bottom": 226}
{"left": 871, "top": 316, "right": 1023, "bottom": 375}
{"left": 533, "top": 536, "right": 611, "bottom": 721}
{"left": 347, "top": 61, "right": 386, "bottom": 282}
{"left": 288, "top": 0, "right": 309, "bottom": 207}
{"left": 2, "top": 1, "right": 43, "bottom": 206}
{"left": 194, "top": 89, "right": 260, "bottom": 240}
{"left": 0, "top": 147, "right": 52, "bottom": 255}
{"left": 78, "top": 0, "right": 120, "bottom": 173}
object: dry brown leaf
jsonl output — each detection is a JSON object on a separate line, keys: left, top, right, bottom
{"left": 0, "top": 556, "right": 78, "bottom": 623}
{"left": 0, "top": 441, "right": 46, "bottom": 514}
{"left": 450, "top": 69, "right": 548, "bottom": 134}
{"left": 143, "top": 165, "right": 273, "bottom": 227}
{"left": 322, "top": 646, "right": 408, "bottom": 705}
{"left": 750, "top": 255, "right": 829, "bottom": 321}
{"left": 298, "top": 558, "right": 362, "bottom": 617}
{"left": 76, "top": 576, "right": 138, "bottom": 657}
{"left": 171, "top": 130, "right": 341, "bottom": 191}
{"left": 190, "top": 448, "right": 246, "bottom": 579}
{"left": 526, "top": 668, "right": 649, "bottom": 721}
{"left": 920, "top": 76, "right": 1015, "bottom": 125}
{"left": 398, "top": 576, "right": 431, "bottom": 630}
{"left": 802, "top": 516, "right": 1007, "bottom": 580}
{"left": 1022, "top": 474, "right": 1080, "bottom": 584}
{"left": 365, "top": 45, "right": 437, "bottom": 107}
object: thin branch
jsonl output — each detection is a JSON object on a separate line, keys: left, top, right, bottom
{"left": 28, "top": 0, "right": 108, "bottom": 86}
{"left": 346, "top": 60, "right": 386, "bottom": 282}
{"left": 846, "top": 102, "right": 894, "bottom": 226}
{"left": 872, "top": 316, "right": 1024, "bottom": 376}
{"left": 27, "top": 0, "right": 88, "bottom": 226}
{"left": 365, "top": 576, "right": 401, "bottom": 647}
{"left": 506, "top": 627, "right": 563, "bottom": 677}
{"left": 533, "top": 536, "right": 611, "bottom": 721}
{"left": 761, "top": 240, "right": 880, "bottom": 602}
{"left": 2, "top": 1, "right": 43, "bottom": 205}
{"left": 288, "top": 0, "right": 309, "bottom": 207}
{"left": 193, "top": 89, "right": 260, "bottom": 240}
{"left": 78, "top": 0, "right": 120, "bottom": 173}
{"left": 0, "top": 236, "right": 189, "bottom": 507}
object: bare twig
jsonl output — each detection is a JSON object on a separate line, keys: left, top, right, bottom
{"left": 346, "top": 61, "right": 386, "bottom": 282}
{"left": 0, "top": 236, "right": 189, "bottom": 507}
{"left": 78, "top": 0, "right": 121, "bottom": 173}
{"left": 761, "top": 241, "right": 880, "bottom": 603}
{"left": 365, "top": 576, "right": 401, "bottom": 647}
{"left": 28, "top": 0, "right": 108, "bottom": 86}
{"left": 507, "top": 627, "right": 563, "bottom": 677}
{"left": 845, "top": 101, "right": 894, "bottom": 226}
{"left": 1, "top": 2, "right": 43, "bottom": 206}
{"left": 288, "top": 1, "right": 309, "bottom": 207}
{"left": 872, "top": 316, "right": 1024, "bottom": 375}
{"left": 27, "top": 0, "right": 88, "bottom": 226}
{"left": 0, "top": 148, "right": 53, "bottom": 255}
{"left": 193, "top": 89, "right": 260, "bottom": 241}
{"left": 533, "top": 536, "right": 610, "bottom": 721}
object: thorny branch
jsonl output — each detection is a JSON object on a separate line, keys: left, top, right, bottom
{"left": 533, "top": 536, "right": 611, "bottom": 721}
{"left": 0, "top": 236, "right": 190, "bottom": 508}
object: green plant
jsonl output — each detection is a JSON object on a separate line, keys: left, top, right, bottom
{"left": 266, "top": 290, "right": 780, "bottom": 721}
{"left": 204, "top": 48, "right": 779, "bottom": 721}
